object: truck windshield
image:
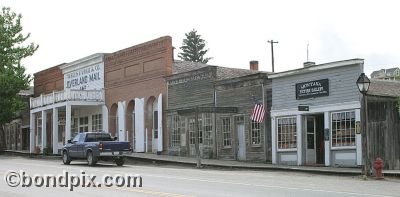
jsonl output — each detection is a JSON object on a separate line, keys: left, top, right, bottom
{"left": 85, "top": 133, "right": 114, "bottom": 142}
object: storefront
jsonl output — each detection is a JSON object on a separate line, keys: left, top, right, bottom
{"left": 167, "top": 61, "right": 272, "bottom": 162}
{"left": 270, "top": 59, "right": 364, "bottom": 167}
{"left": 30, "top": 54, "right": 106, "bottom": 154}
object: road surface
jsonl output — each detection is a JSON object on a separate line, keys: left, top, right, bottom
{"left": 0, "top": 155, "right": 399, "bottom": 197}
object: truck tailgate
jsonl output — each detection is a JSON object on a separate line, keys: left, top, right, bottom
{"left": 101, "top": 141, "right": 131, "bottom": 152}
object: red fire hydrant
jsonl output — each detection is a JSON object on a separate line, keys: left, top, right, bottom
{"left": 373, "top": 157, "right": 384, "bottom": 179}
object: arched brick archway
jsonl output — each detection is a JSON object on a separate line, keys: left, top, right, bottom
{"left": 146, "top": 96, "right": 158, "bottom": 152}
{"left": 109, "top": 103, "right": 118, "bottom": 137}
{"left": 126, "top": 100, "right": 135, "bottom": 145}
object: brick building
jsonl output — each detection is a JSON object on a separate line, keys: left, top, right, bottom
{"left": 28, "top": 36, "right": 173, "bottom": 154}
{"left": 105, "top": 36, "right": 173, "bottom": 153}
{"left": 30, "top": 56, "right": 105, "bottom": 154}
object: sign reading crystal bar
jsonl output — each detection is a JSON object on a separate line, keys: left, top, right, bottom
{"left": 295, "top": 79, "right": 329, "bottom": 100}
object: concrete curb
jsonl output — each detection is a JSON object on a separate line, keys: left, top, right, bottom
{"left": 124, "top": 155, "right": 362, "bottom": 176}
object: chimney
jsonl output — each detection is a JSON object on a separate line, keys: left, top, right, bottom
{"left": 250, "top": 60, "right": 259, "bottom": 71}
{"left": 303, "top": 61, "right": 316, "bottom": 68}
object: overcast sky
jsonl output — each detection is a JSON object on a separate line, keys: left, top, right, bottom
{"left": 3, "top": 0, "right": 400, "bottom": 76}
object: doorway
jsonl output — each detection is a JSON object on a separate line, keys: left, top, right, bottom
{"left": 237, "top": 123, "right": 246, "bottom": 161}
{"left": 305, "top": 114, "right": 325, "bottom": 165}
{"left": 22, "top": 128, "right": 29, "bottom": 150}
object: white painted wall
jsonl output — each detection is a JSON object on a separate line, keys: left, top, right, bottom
{"left": 52, "top": 108, "right": 59, "bottom": 154}
{"left": 102, "top": 105, "right": 109, "bottom": 132}
{"left": 271, "top": 117, "right": 277, "bottom": 164}
{"left": 296, "top": 115, "right": 302, "bottom": 165}
{"left": 41, "top": 111, "right": 47, "bottom": 152}
{"left": 157, "top": 93, "right": 163, "bottom": 152}
{"left": 29, "top": 112, "right": 35, "bottom": 153}
{"left": 324, "top": 111, "right": 331, "bottom": 166}
{"left": 65, "top": 104, "right": 71, "bottom": 143}
{"left": 135, "top": 98, "right": 145, "bottom": 152}
{"left": 355, "top": 108, "right": 362, "bottom": 165}
{"left": 117, "top": 101, "right": 126, "bottom": 141}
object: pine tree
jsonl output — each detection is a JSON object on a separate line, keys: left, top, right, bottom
{"left": 0, "top": 7, "right": 38, "bottom": 149}
{"left": 178, "top": 29, "right": 212, "bottom": 64}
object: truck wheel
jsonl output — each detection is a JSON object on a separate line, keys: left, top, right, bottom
{"left": 62, "top": 151, "right": 71, "bottom": 165}
{"left": 87, "top": 151, "right": 97, "bottom": 166}
{"left": 115, "top": 157, "right": 125, "bottom": 166}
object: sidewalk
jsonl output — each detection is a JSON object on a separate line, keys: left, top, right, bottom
{"left": 2, "top": 150, "right": 399, "bottom": 177}
{"left": 127, "top": 153, "right": 362, "bottom": 176}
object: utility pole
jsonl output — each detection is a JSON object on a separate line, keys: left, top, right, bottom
{"left": 268, "top": 40, "right": 278, "bottom": 72}
{"left": 195, "top": 107, "right": 202, "bottom": 168}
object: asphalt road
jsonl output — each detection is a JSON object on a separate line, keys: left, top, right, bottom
{"left": 0, "top": 155, "right": 399, "bottom": 197}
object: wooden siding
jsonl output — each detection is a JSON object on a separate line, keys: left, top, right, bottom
{"left": 168, "top": 69, "right": 216, "bottom": 110}
{"left": 366, "top": 96, "right": 400, "bottom": 170}
{"left": 272, "top": 64, "right": 362, "bottom": 110}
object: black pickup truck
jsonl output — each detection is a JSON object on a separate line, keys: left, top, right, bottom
{"left": 62, "top": 132, "right": 132, "bottom": 166}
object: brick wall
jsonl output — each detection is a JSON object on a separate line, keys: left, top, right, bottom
{"left": 105, "top": 36, "right": 173, "bottom": 152}
{"left": 33, "top": 64, "right": 65, "bottom": 96}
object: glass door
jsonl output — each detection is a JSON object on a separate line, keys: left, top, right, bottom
{"left": 305, "top": 116, "right": 316, "bottom": 164}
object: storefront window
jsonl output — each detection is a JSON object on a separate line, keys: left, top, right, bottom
{"left": 331, "top": 111, "right": 356, "bottom": 147}
{"left": 277, "top": 117, "right": 297, "bottom": 150}
{"left": 198, "top": 115, "right": 203, "bottom": 144}
{"left": 203, "top": 113, "right": 212, "bottom": 145}
{"left": 92, "top": 114, "right": 102, "bottom": 132}
{"left": 189, "top": 118, "right": 196, "bottom": 145}
{"left": 58, "top": 113, "right": 66, "bottom": 143}
{"left": 71, "top": 118, "right": 78, "bottom": 138}
{"left": 251, "top": 120, "right": 261, "bottom": 145}
{"left": 79, "top": 117, "right": 89, "bottom": 133}
{"left": 171, "top": 115, "right": 181, "bottom": 147}
{"left": 222, "top": 117, "right": 231, "bottom": 147}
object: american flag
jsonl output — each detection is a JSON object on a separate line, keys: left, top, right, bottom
{"left": 250, "top": 103, "right": 265, "bottom": 123}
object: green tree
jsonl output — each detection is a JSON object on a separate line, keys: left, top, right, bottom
{"left": 178, "top": 29, "right": 212, "bottom": 64}
{"left": 0, "top": 7, "right": 38, "bottom": 150}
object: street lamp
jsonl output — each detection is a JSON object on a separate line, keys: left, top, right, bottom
{"left": 356, "top": 73, "right": 371, "bottom": 177}
{"left": 356, "top": 73, "right": 371, "bottom": 94}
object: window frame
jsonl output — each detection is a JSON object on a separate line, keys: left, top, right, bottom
{"left": 91, "top": 114, "right": 102, "bottom": 132}
{"left": 330, "top": 110, "right": 357, "bottom": 149}
{"left": 222, "top": 117, "right": 232, "bottom": 148}
{"left": 250, "top": 120, "right": 261, "bottom": 146}
{"left": 202, "top": 113, "right": 212, "bottom": 146}
{"left": 189, "top": 117, "right": 196, "bottom": 145}
{"left": 171, "top": 115, "right": 181, "bottom": 147}
{"left": 79, "top": 116, "right": 89, "bottom": 133}
{"left": 276, "top": 116, "right": 297, "bottom": 152}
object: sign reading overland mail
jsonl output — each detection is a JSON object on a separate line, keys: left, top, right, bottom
{"left": 64, "top": 63, "right": 104, "bottom": 90}
{"left": 296, "top": 79, "right": 329, "bottom": 100}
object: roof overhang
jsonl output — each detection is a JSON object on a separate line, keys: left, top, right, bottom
{"left": 269, "top": 59, "right": 364, "bottom": 79}
{"left": 59, "top": 53, "right": 104, "bottom": 74}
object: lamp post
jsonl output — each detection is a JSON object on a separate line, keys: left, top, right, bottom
{"left": 356, "top": 73, "right": 371, "bottom": 177}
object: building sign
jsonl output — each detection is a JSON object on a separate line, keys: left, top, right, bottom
{"left": 64, "top": 63, "right": 104, "bottom": 90}
{"left": 168, "top": 71, "right": 213, "bottom": 85}
{"left": 298, "top": 105, "right": 309, "bottom": 111}
{"left": 295, "top": 79, "right": 329, "bottom": 100}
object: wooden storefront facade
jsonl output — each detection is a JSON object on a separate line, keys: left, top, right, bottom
{"left": 167, "top": 62, "right": 272, "bottom": 162}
